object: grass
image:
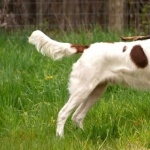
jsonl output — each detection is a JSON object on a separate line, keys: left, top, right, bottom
{"left": 0, "top": 28, "right": 150, "bottom": 149}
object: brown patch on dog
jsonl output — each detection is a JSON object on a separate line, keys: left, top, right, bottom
{"left": 123, "top": 46, "right": 127, "bottom": 52}
{"left": 71, "top": 44, "right": 89, "bottom": 53}
{"left": 130, "top": 45, "right": 148, "bottom": 68}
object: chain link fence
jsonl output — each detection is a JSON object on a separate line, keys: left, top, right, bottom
{"left": 0, "top": 0, "right": 150, "bottom": 33}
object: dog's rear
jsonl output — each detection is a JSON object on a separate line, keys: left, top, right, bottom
{"left": 29, "top": 30, "right": 94, "bottom": 137}
{"left": 29, "top": 30, "right": 150, "bottom": 137}
{"left": 29, "top": 30, "right": 89, "bottom": 60}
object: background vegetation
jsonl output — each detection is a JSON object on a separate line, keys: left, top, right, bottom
{"left": 0, "top": 0, "right": 150, "bottom": 33}
{"left": 1, "top": 28, "right": 150, "bottom": 149}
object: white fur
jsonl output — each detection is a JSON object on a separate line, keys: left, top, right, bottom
{"left": 28, "top": 30, "right": 77, "bottom": 60}
{"left": 29, "top": 30, "right": 150, "bottom": 137}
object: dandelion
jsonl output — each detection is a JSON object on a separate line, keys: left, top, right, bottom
{"left": 45, "top": 75, "right": 53, "bottom": 80}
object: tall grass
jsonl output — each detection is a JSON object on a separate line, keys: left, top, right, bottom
{"left": 0, "top": 28, "right": 150, "bottom": 150}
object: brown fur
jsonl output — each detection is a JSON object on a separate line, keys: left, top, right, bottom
{"left": 122, "top": 46, "right": 127, "bottom": 52}
{"left": 71, "top": 44, "right": 89, "bottom": 53}
{"left": 130, "top": 45, "right": 148, "bottom": 68}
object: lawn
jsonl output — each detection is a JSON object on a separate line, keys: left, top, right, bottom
{"left": 0, "top": 28, "right": 150, "bottom": 150}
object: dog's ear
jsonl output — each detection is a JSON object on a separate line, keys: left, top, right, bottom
{"left": 121, "top": 35, "right": 150, "bottom": 41}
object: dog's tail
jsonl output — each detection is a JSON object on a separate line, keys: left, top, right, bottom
{"left": 28, "top": 30, "right": 89, "bottom": 60}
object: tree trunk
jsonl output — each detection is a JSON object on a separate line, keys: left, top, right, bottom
{"left": 36, "top": 0, "right": 43, "bottom": 27}
{"left": 108, "top": 0, "right": 125, "bottom": 31}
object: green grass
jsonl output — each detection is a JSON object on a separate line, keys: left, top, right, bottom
{"left": 1, "top": 28, "right": 150, "bottom": 150}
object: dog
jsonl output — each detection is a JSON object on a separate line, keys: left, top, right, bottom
{"left": 29, "top": 30, "right": 150, "bottom": 137}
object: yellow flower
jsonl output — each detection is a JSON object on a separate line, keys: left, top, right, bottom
{"left": 45, "top": 75, "right": 53, "bottom": 80}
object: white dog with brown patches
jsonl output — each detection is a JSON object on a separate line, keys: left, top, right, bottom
{"left": 29, "top": 30, "right": 150, "bottom": 137}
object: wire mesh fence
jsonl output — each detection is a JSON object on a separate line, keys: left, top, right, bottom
{"left": 0, "top": 0, "right": 150, "bottom": 33}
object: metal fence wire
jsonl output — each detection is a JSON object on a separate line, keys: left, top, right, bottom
{"left": 0, "top": 0, "right": 150, "bottom": 33}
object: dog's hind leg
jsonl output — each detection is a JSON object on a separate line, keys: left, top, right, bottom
{"left": 71, "top": 82, "right": 107, "bottom": 129}
{"left": 56, "top": 75, "right": 102, "bottom": 137}
{"left": 56, "top": 85, "right": 96, "bottom": 137}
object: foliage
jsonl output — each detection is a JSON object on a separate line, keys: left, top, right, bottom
{"left": 0, "top": 0, "right": 150, "bottom": 33}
